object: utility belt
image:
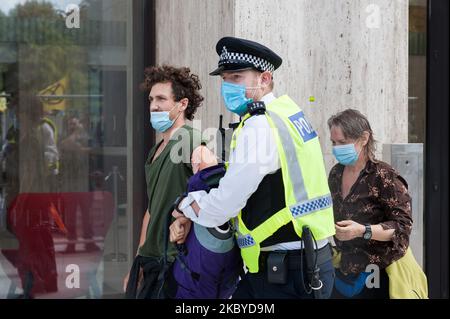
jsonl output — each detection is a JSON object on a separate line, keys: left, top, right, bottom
{"left": 258, "top": 232, "right": 332, "bottom": 299}
{"left": 259, "top": 244, "right": 332, "bottom": 271}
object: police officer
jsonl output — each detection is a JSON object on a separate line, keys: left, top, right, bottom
{"left": 170, "top": 37, "right": 335, "bottom": 299}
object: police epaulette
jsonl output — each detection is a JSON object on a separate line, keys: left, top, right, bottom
{"left": 247, "top": 101, "right": 266, "bottom": 116}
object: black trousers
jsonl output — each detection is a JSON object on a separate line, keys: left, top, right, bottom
{"left": 232, "top": 255, "right": 335, "bottom": 299}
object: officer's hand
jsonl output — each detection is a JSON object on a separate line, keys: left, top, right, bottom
{"left": 170, "top": 211, "right": 192, "bottom": 244}
{"left": 335, "top": 220, "right": 365, "bottom": 241}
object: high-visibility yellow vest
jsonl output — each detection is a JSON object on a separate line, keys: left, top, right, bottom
{"left": 229, "top": 95, "right": 335, "bottom": 273}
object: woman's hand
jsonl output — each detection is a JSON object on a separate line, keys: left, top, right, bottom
{"left": 335, "top": 220, "right": 365, "bottom": 241}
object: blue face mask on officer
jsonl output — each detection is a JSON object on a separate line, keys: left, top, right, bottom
{"left": 221, "top": 77, "right": 262, "bottom": 116}
{"left": 150, "top": 103, "right": 182, "bottom": 133}
{"left": 332, "top": 143, "right": 361, "bottom": 166}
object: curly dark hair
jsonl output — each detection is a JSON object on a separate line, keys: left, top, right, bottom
{"left": 141, "top": 65, "right": 204, "bottom": 120}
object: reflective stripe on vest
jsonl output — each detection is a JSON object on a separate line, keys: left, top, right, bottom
{"left": 229, "top": 95, "right": 335, "bottom": 273}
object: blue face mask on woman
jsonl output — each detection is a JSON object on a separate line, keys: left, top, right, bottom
{"left": 150, "top": 104, "right": 180, "bottom": 133}
{"left": 332, "top": 143, "right": 360, "bottom": 166}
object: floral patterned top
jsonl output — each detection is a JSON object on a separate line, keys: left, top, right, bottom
{"left": 328, "top": 159, "right": 413, "bottom": 274}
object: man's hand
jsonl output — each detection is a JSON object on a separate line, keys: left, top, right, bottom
{"left": 170, "top": 211, "right": 192, "bottom": 244}
{"left": 335, "top": 220, "right": 365, "bottom": 241}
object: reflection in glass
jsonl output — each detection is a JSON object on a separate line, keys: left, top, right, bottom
{"left": 0, "top": 0, "right": 132, "bottom": 298}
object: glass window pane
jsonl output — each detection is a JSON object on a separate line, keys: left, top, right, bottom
{"left": 0, "top": 0, "right": 140, "bottom": 298}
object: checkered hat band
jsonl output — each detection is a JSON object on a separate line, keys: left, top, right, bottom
{"left": 219, "top": 51, "right": 275, "bottom": 72}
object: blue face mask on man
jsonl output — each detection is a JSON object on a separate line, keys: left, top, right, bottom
{"left": 150, "top": 103, "right": 181, "bottom": 133}
{"left": 221, "top": 79, "right": 261, "bottom": 116}
{"left": 332, "top": 143, "right": 360, "bottom": 166}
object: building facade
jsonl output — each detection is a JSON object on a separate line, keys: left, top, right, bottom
{"left": 0, "top": 0, "right": 447, "bottom": 299}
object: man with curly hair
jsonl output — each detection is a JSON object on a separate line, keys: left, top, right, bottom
{"left": 123, "top": 65, "right": 217, "bottom": 298}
